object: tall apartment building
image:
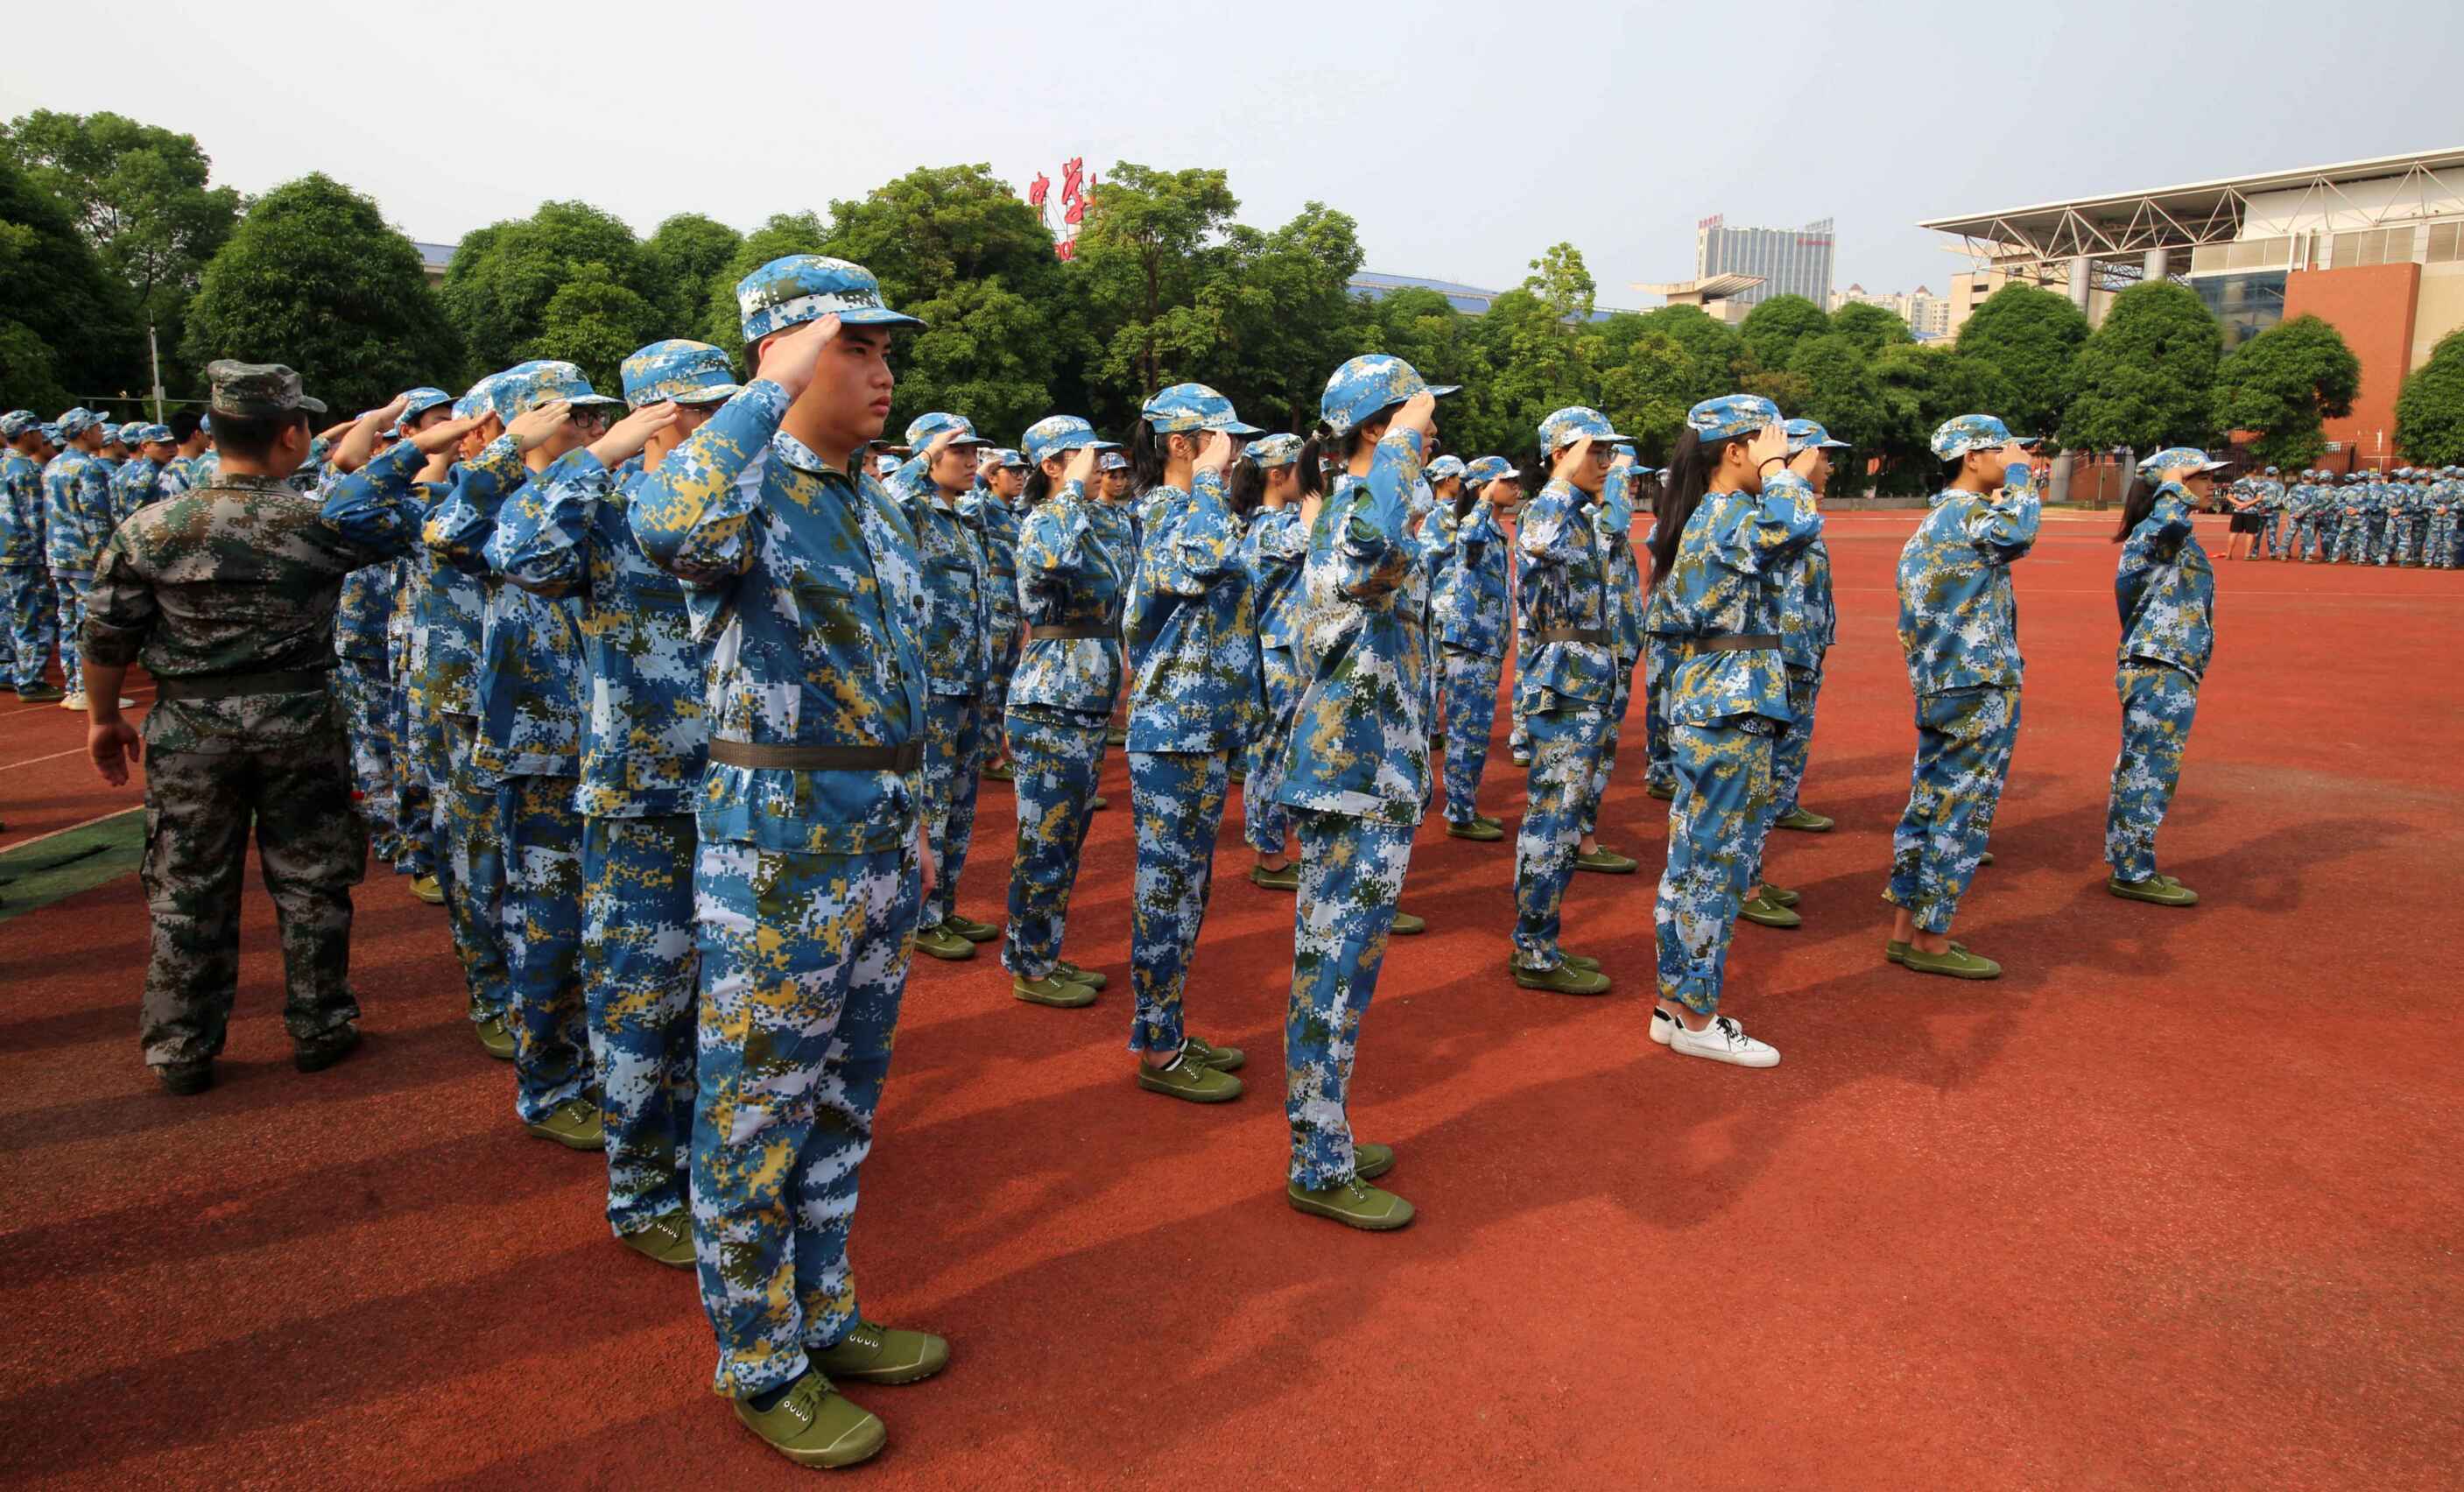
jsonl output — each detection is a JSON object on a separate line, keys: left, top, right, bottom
{"left": 1696, "top": 215, "right": 1835, "bottom": 309}
{"left": 1831, "top": 283, "right": 1954, "bottom": 339}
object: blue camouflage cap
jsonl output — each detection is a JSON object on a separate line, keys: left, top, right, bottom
{"left": 1686, "top": 395, "right": 1782, "bottom": 443}
{"left": 1539, "top": 405, "right": 1634, "bottom": 454}
{"left": 1785, "top": 418, "right": 1850, "bottom": 454}
{"left": 905, "top": 411, "right": 996, "bottom": 450}
{"left": 57, "top": 407, "right": 101, "bottom": 438}
{"left": 2263, "top": 466, "right": 2278, "bottom": 475}
{"left": 985, "top": 447, "right": 1031, "bottom": 469}
{"left": 1098, "top": 450, "right": 1130, "bottom": 472}
{"left": 1930, "top": 413, "right": 2037, "bottom": 461}
{"left": 116, "top": 421, "right": 150, "bottom": 444}
{"left": 872, "top": 452, "right": 901, "bottom": 475}
{"left": 138, "top": 424, "right": 173, "bottom": 444}
{"left": 1142, "top": 383, "right": 1263, "bottom": 437}
{"left": 452, "top": 374, "right": 502, "bottom": 422}
{"left": 396, "top": 386, "right": 454, "bottom": 430}
{"left": 2137, "top": 446, "right": 2228, "bottom": 478}
{"left": 1245, "top": 433, "right": 1303, "bottom": 469}
{"left": 1021, "top": 415, "right": 1119, "bottom": 467}
{"left": 0, "top": 410, "right": 37, "bottom": 438}
{"left": 502, "top": 360, "right": 622, "bottom": 415}
{"left": 39, "top": 423, "right": 62, "bottom": 443}
{"left": 1425, "top": 455, "right": 1468, "bottom": 484}
{"left": 620, "top": 341, "right": 743, "bottom": 409}
{"left": 1465, "top": 454, "right": 1517, "bottom": 487}
{"left": 1320, "top": 355, "right": 1460, "bottom": 437}
{"left": 736, "top": 254, "right": 923, "bottom": 343}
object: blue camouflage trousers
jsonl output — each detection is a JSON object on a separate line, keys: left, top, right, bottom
{"left": 584, "top": 813, "right": 699, "bottom": 1235}
{"left": 1771, "top": 663, "right": 1824, "bottom": 819}
{"left": 2386, "top": 510, "right": 2416, "bottom": 564}
{"left": 391, "top": 631, "right": 435, "bottom": 876}
{"left": 2364, "top": 513, "right": 2392, "bottom": 564}
{"left": 1003, "top": 704, "right": 1108, "bottom": 982}
{"left": 334, "top": 655, "right": 401, "bottom": 863}
{"left": 1128, "top": 749, "right": 1229, "bottom": 1054}
{"left": 53, "top": 570, "right": 88, "bottom": 697}
{"left": 1512, "top": 703, "right": 1607, "bottom": 970}
{"left": 2426, "top": 510, "right": 2460, "bottom": 568}
{"left": 1885, "top": 687, "right": 2020, "bottom": 935}
{"left": 498, "top": 774, "right": 590, "bottom": 1123}
{"left": 2327, "top": 511, "right": 2366, "bottom": 563}
{"left": 2290, "top": 515, "right": 2321, "bottom": 560}
{"left": 441, "top": 716, "right": 512, "bottom": 1024}
{"left": 1508, "top": 633, "right": 1532, "bottom": 760}
{"left": 2105, "top": 663, "right": 2200, "bottom": 883}
{"left": 2, "top": 563, "right": 57, "bottom": 689}
{"left": 987, "top": 622, "right": 1021, "bottom": 759}
{"left": 690, "top": 835, "right": 918, "bottom": 1399}
{"left": 1440, "top": 644, "right": 1505, "bottom": 827}
{"left": 1244, "top": 644, "right": 1303, "bottom": 853}
{"left": 919, "top": 691, "right": 986, "bottom": 929}
{"left": 1286, "top": 809, "right": 1413, "bottom": 1188}
{"left": 1579, "top": 656, "right": 1637, "bottom": 840}
{"left": 1641, "top": 635, "right": 1681, "bottom": 791}
{"left": 1655, "top": 718, "right": 1775, "bottom": 1015}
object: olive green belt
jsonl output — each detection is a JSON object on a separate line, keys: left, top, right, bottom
{"left": 707, "top": 738, "right": 922, "bottom": 772}
{"left": 1686, "top": 634, "right": 1781, "bottom": 653}
{"left": 1532, "top": 626, "right": 1609, "bottom": 646}
{"left": 1029, "top": 624, "right": 1114, "bottom": 640}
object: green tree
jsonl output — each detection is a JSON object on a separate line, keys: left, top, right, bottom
{"left": 441, "top": 201, "right": 653, "bottom": 379}
{"left": 1193, "top": 202, "right": 1369, "bottom": 434}
{"left": 1739, "top": 293, "right": 1830, "bottom": 375}
{"left": 0, "top": 157, "right": 144, "bottom": 405}
{"left": 642, "top": 213, "right": 742, "bottom": 329}
{"left": 1074, "top": 163, "right": 1240, "bottom": 406}
{"left": 522, "top": 262, "right": 663, "bottom": 394}
{"left": 1, "top": 109, "right": 243, "bottom": 391}
{"left": 2212, "top": 313, "right": 2361, "bottom": 468}
{"left": 181, "top": 173, "right": 461, "bottom": 415}
{"left": 2395, "top": 328, "right": 2464, "bottom": 466}
{"left": 1625, "top": 306, "right": 1743, "bottom": 405}
{"left": 1594, "top": 326, "right": 1694, "bottom": 461}
{"left": 1786, "top": 333, "right": 1886, "bottom": 453}
{"left": 700, "top": 211, "right": 831, "bottom": 349}
{"left": 1524, "top": 242, "right": 1596, "bottom": 324}
{"left": 1869, "top": 344, "right": 2016, "bottom": 493}
{"left": 1829, "top": 301, "right": 1915, "bottom": 356}
{"left": 2061, "top": 280, "right": 2223, "bottom": 453}
{"left": 1955, "top": 283, "right": 2087, "bottom": 436}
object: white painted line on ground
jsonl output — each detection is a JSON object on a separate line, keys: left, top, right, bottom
{"left": 0, "top": 805, "right": 142, "bottom": 855}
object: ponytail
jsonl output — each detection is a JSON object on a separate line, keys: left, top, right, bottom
{"left": 1227, "top": 455, "right": 1265, "bottom": 517}
{"left": 2113, "top": 475, "right": 2160, "bottom": 542}
{"left": 1128, "top": 420, "right": 1171, "bottom": 497}
{"left": 1651, "top": 428, "right": 1737, "bottom": 587}
{"left": 1296, "top": 421, "right": 1340, "bottom": 493}
{"left": 1024, "top": 467, "right": 1054, "bottom": 505}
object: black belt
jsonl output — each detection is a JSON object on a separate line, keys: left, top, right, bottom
{"left": 155, "top": 667, "right": 332, "bottom": 700}
{"left": 1533, "top": 627, "right": 1609, "bottom": 646}
{"left": 1030, "top": 624, "right": 1115, "bottom": 641}
{"left": 1689, "top": 634, "right": 1781, "bottom": 653}
{"left": 708, "top": 738, "right": 922, "bottom": 772}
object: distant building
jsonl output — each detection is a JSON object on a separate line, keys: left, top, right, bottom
{"left": 1632, "top": 273, "right": 1764, "bottom": 325}
{"left": 1695, "top": 215, "right": 1834, "bottom": 309}
{"left": 1348, "top": 270, "right": 1633, "bottom": 323}
{"left": 1921, "top": 146, "right": 2464, "bottom": 463}
{"left": 412, "top": 241, "right": 454, "bottom": 285}
{"left": 1830, "top": 283, "right": 1954, "bottom": 340}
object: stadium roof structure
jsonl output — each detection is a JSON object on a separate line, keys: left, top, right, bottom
{"left": 1630, "top": 272, "right": 1764, "bottom": 302}
{"left": 1918, "top": 145, "right": 2464, "bottom": 285}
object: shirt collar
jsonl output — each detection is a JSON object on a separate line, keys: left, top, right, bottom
{"left": 771, "top": 428, "right": 856, "bottom": 481}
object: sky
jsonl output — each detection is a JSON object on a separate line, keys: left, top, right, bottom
{"left": 6, "top": 0, "right": 2461, "bottom": 307}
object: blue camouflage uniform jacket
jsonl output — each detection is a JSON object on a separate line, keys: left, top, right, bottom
{"left": 44, "top": 451, "right": 117, "bottom": 573}
{"left": 427, "top": 447, "right": 595, "bottom": 778}
{"left": 1657, "top": 471, "right": 1823, "bottom": 726}
{"left": 1437, "top": 496, "right": 1513, "bottom": 659}
{"left": 1896, "top": 464, "right": 2042, "bottom": 698}
{"left": 1596, "top": 468, "right": 1646, "bottom": 664}
{"left": 1087, "top": 499, "right": 1138, "bottom": 632}
{"left": 334, "top": 560, "right": 400, "bottom": 662}
{"left": 1013, "top": 483, "right": 1126, "bottom": 713}
{"left": 889, "top": 461, "right": 993, "bottom": 699}
{"left": 1276, "top": 429, "right": 1431, "bottom": 825}
{"left": 629, "top": 381, "right": 926, "bottom": 855}
{"left": 109, "top": 455, "right": 168, "bottom": 527}
{"left": 330, "top": 439, "right": 506, "bottom": 717}
{"left": 489, "top": 453, "right": 712, "bottom": 818}
{"left": 1515, "top": 476, "right": 1616, "bottom": 711}
{"left": 1243, "top": 504, "right": 1309, "bottom": 655}
{"left": 1123, "top": 470, "right": 1260, "bottom": 752}
{"left": 956, "top": 488, "right": 1025, "bottom": 644}
{"left": 2116, "top": 482, "right": 2214, "bottom": 679}
{"left": 1776, "top": 531, "right": 1836, "bottom": 672}
{"left": 0, "top": 451, "right": 43, "bottom": 566}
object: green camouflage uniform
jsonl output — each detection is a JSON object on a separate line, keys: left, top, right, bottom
{"left": 81, "top": 363, "right": 414, "bottom": 1072}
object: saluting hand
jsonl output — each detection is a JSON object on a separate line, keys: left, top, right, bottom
{"left": 505, "top": 399, "right": 574, "bottom": 454}
{"left": 1061, "top": 443, "right": 1102, "bottom": 490}
{"left": 590, "top": 402, "right": 681, "bottom": 468}
{"left": 411, "top": 414, "right": 487, "bottom": 455}
{"left": 1551, "top": 436, "right": 1595, "bottom": 484}
{"left": 757, "top": 313, "right": 843, "bottom": 400}
{"left": 1390, "top": 391, "right": 1438, "bottom": 443}
{"left": 1193, "top": 430, "right": 1235, "bottom": 476}
{"left": 1746, "top": 419, "right": 1791, "bottom": 473}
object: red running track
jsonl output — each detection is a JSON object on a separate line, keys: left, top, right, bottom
{"left": 2, "top": 513, "right": 2459, "bottom": 1488}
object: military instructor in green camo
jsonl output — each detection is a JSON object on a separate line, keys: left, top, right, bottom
{"left": 82, "top": 362, "right": 423, "bottom": 1097}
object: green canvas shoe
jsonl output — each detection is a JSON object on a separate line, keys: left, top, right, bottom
{"left": 1739, "top": 892, "right": 1800, "bottom": 929}
{"left": 1574, "top": 847, "right": 1638, "bottom": 875}
{"left": 983, "top": 762, "right": 1014, "bottom": 782}
{"left": 1901, "top": 941, "right": 2001, "bottom": 981}
{"left": 525, "top": 1097, "right": 605, "bottom": 1151}
{"left": 1355, "top": 1143, "right": 1396, "bottom": 1182}
{"left": 410, "top": 873, "right": 447, "bottom": 905}
{"left": 1183, "top": 1036, "right": 1246, "bottom": 1073}
{"left": 1644, "top": 780, "right": 1675, "bottom": 801}
{"left": 1502, "top": 951, "right": 1601, "bottom": 975}
{"left": 914, "top": 923, "right": 975, "bottom": 961}
{"left": 1088, "top": 794, "right": 1109, "bottom": 811}
{"left": 1137, "top": 1053, "right": 1243, "bottom": 1103}
{"left": 1762, "top": 883, "right": 1800, "bottom": 908}
{"left": 1445, "top": 819, "right": 1506, "bottom": 841}
{"left": 810, "top": 1320, "right": 951, "bottom": 1386}
{"left": 1978, "top": 850, "right": 1995, "bottom": 867}
{"left": 1249, "top": 862, "right": 1300, "bottom": 890}
{"left": 1513, "top": 960, "right": 1613, "bottom": 996}
{"left": 2108, "top": 873, "right": 2199, "bottom": 906}
{"left": 941, "top": 912, "right": 1000, "bottom": 943}
{"left": 1475, "top": 814, "right": 1504, "bottom": 831}
{"left": 1390, "top": 911, "right": 1426, "bottom": 936}
{"left": 1288, "top": 1177, "right": 1415, "bottom": 1231}
{"left": 618, "top": 1209, "right": 696, "bottom": 1269}
{"left": 1053, "top": 959, "right": 1108, "bottom": 989}
{"left": 1013, "top": 975, "right": 1097, "bottom": 1008}
{"left": 1884, "top": 940, "right": 1909, "bottom": 964}
{"left": 474, "top": 1014, "right": 517, "bottom": 1061}
{"left": 734, "top": 1370, "right": 885, "bottom": 1469}
{"left": 1774, "top": 806, "right": 1834, "bottom": 833}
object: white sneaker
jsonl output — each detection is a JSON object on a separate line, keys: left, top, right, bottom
{"left": 1651, "top": 1007, "right": 1677, "bottom": 1045}
{"left": 1667, "top": 1014, "right": 1780, "bottom": 1068}
{"left": 60, "top": 692, "right": 86, "bottom": 711}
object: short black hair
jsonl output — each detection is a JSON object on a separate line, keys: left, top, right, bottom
{"left": 210, "top": 409, "right": 311, "bottom": 463}
{"left": 167, "top": 410, "right": 203, "bottom": 442}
